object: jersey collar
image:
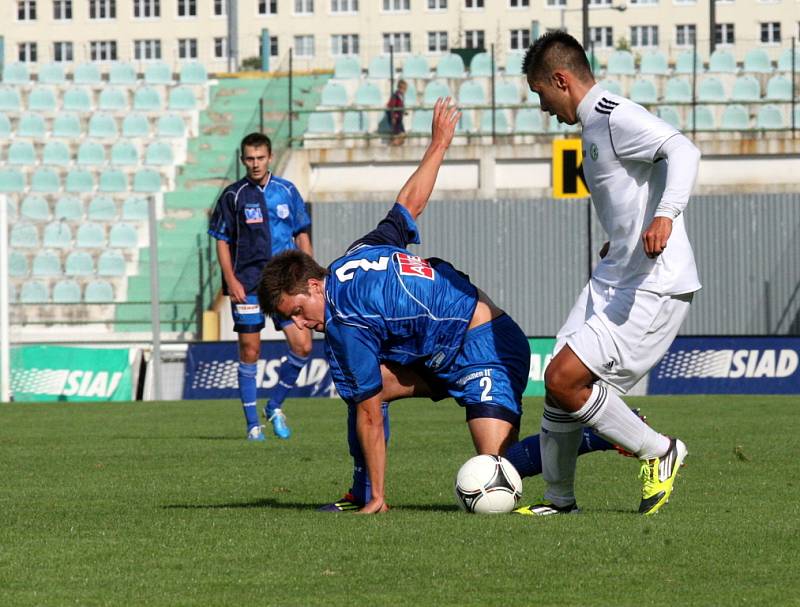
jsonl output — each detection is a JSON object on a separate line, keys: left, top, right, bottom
{"left": 577, "top": 83, "right": 604, "bottom": 125}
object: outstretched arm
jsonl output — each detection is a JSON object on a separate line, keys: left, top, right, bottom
{"left": 396, "top": 97, "right": 460, "bottom": 221}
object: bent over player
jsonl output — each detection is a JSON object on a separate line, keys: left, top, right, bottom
{"left": 519, "top": 32, "right": 701, "bottom": 516}
{"left": 209, "top": 133, "right": 313, "bottom": 441}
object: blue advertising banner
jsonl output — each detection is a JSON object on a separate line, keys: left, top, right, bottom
{"left": 183, "top": 341, "right": 336, "bottom": 400}
{"left": 649, "top": 336, "right": 800, "bottom": 395}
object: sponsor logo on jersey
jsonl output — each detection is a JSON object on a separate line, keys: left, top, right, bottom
{"left": 244, "top": 206, "right": 264, "bottom": 224}
{"left": 396, "top": 253, "right": 434, "bottom": 280}
{"left": 590, "top": 143, "right": 599, "bottom": 161}
{"left": 656, "top": 348, "right": 798, "bottom": 379}
{"left": 276, "top": 203, "right": 290, "bottom": 219}
{"left": 235, "top": 304, "right": 261, "bottom": 315}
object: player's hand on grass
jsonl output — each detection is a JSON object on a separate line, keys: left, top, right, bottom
{"left": 431, "top": 97, "right": 460, "bottom": 149}
{"left": 642, "top": 216, "right": 673, "bottom": 258}
{"left": 358, "top": 497, "right": 389, "bottom": 514}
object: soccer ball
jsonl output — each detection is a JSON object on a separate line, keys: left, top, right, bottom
{"left": 454, "top": 454, "right": 523, "bottom": 514}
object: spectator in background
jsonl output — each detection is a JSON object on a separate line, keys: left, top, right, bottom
{"left": 386, "top": 80, "right": 408, "bottom": 146}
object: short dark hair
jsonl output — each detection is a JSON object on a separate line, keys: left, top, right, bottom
{"left": 521, "top": 31, "right": 593, "bottom": 82}
{"left": 240, "top": 132, "right": 272, "bottom": 156}
{"left": 258, "top": 250, "right": 329, "bottom": 314}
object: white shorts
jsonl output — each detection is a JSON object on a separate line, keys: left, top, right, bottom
{"left": 555, "top": 278, "right": 694, "bottom": 393}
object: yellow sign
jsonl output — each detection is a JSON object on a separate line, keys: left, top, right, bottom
{"left": 552, "top": 138, "right": 589, "bottom": 198}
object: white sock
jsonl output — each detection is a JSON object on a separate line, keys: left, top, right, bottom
{"left": 571, "top": 384, "right": 670, "bottom": 460}
{"left": 540, "top": 400, "right": 582, "bottom": 507}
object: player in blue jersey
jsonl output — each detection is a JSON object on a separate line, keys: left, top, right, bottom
{"left": 257, "top": 99, "right": 629, "bottom": 512}
{"left": 209, "top": 132, "right": 313, "bottom": 442}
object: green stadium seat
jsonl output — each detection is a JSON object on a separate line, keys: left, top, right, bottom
{"left": 640, "top": 51, "right": 669, "bottom": 75}
{"left": 686, "top": 106, "right": 715, "bottom": 130}
{"left": 410, "top": 110, "right": 433, "bottom": 133}
{"left": 765, "top": 75, "right": 792, "bottom": 101}
{"left": 134, "top": 87, "right": 162, "bottom": 111}
{"left": 657, "top": 106, "right": 682, "bottom": 129}
{"left": 494, "top": 81, "right": 519, "bottom": 105}
{"left": 0, "top": 87, "right": 22, "bottom": 111}
{"left": 55, "top": 196, "right": 83, "bottom": 220}
{"left": 675, "top": 50, "right": 704, "bottom": 74}
{"left": 168, "top": 87, "right": 196, "bottom": 111}
{"left": 778, "top": 48, "right": 800, "bottom": 72}
{"left": 77, "top": 141, "right": 107, "bottom": 166}
{"left": 795, "top": 107, "right": 800, "bottom": 128}
{"left": 39, "top": 63, "right": 67, "bottom": 85}
{"left": 354, "top": 82, "right": 382, "bottom": 106}
{"left": 76, "top": 222, "right": 106, "bottom": 248}
{"left": 664, "top": 77, "right": 692, "bottom": 103}
{"left": 88, "top": 196, "right": 117, "bottom": 221}
{"left": 52, "top": 113, "right": 82, "bottom": 138}
{"left": 368, "top": 56, "right": 391, "bottom": 79}
{"left": 504, "top": 52, "right": 524, "bottom": 76}
{"left": 109, "top": 62, "right": 137, "bottom": 85}
{"left": 436, "top": 54, "right": 465, "bottom": 79}
{"left": 9, "top": 250, "right": 28, "bottom": 277}
{"left": 88, "top": 113, "right": 118, "bottom": 138}
{"left": 731, "top": 76, "right": 760, "bottom": 102}
{"left": 456, "top": 111, "right": 473, "bottom": 134}
{"left": 307, "top": 112, "right": 335, "bottom": 134}
{"left": 98, "top": 87, "right": 128, "bottom": 111}
{"left": 31, "top": 169, "right": 61, "bottom": 193}
{"left": 720, "top": 104, "right": 749, "bottom": 130}
{"left": 479, "top": 109, "right": 510, "bottom": 134}
{"left": 5, "top": 197, "right": 17, "bottom": 221}
{"left": 607, "top": 51, "right": 635, "bottom": 75}
{"left": 7, "top": 282, "right": 16, "bottom": 303}
{"left": 598, "top": 79, "right": 622, "bottom": 96}
{"left": 320, "top": 82, "right": 348, "bottom": 106}
{"left": 98, "top": 250, "right": 126, "bottom": 276}
{"left": 32, "top": 250, "right": 62, "bottom": 277}
{"left": 756, "top": 105, "right": 784, "bottom": 129}
{"left": 630, "top": 79, "right": 658, "bottom": 104}
{"left": 52, "top": 279, "right": 81, "bottom": 303}
{"left": 423, "top": 80, "right": 450, "bottom": 105}
{"left": 458, "top": 80, "right": 485, "bottom": 105}
{"left": 709, "top": 50, "right": 737, "bottom": 73}
{"left": 0, "top": 112, "right": 10, "bottom": 138}
{"left": 698, "top": 77, "right": 726, "bottom": 102}
{"left": 549, "top": 114, "right": 580, "bottom": 134}
{"left": 17, "top": 113, "right": 46, "bottom": 138}
{"left": 43, "top": 141, "right": 71, "bottom": 166}
{"left": 144, "top": 62, "right": 172, "bottom": 85}
{"left": 342, "top": 111, "right": 366, "bottom": 134}
{"left": 28, "top": 88, "right": 57, "bottom": 112}
{"left": 0, "top": 169, "right": 25, "bottom": 192}
{"left": 157, "top": 114, "right": 186, "bottom": 138}
{"left": 11, "top": 223, "right": 39, "bottom": 248}
{"left": 3, "top": 63, "right": 30, "bottom": 85}
{"left": 65, "top": 251, "right": 95, "bottom": 276}
{"left": 111, "top": 141, "right": 140, "bottom": 165}
{"left": 402, "top": 55, "right": 430, "bottom": 79}
{"left": 180, "top": 61, "right": 208, "bottom": 85}
{"left": 333, "top": 56, "right": 361, "bottom": 80}
{"left": 122, "top": 197, "right": 149, "bottom": 220}
{"left": 133, "top": 169, "right": 162, "bottom": 193}
{"left": 122, "top": 113, "right": 150, "bottom": 138}
{"left": 99, "top": 169, "right": 128, "bottom": 193}
{"left": 20, "top": 195, "right": 50, "bottom": 221}
{"left": 63, "top": 87, "right": 93, "bottom": 112}
{"left": 43, "top": 221, "right": 72, "bottom": 248}
{"left": 527, "top": 89, "right": 540, "bottom": 106}
{"left": 109, "top": 223, "right": 139, "bottom": 248}
{"left": 145, "top": 142, "right": 174, "bottom": 165}
{"left": 404, "top": 84, "right": 417, "bottom": 106}
{"left": 74, "top": 63, "right": 102, "bottom": 85}
{"left": 20, "top": 280, "right": 49, "bottom": 303}
{"left": 470, "top": 52, "right": 493, "bottom": 77}
{"left": 65, "top": 169, "right": 95, "bottom": 193}
{"left": 743, "top": 48, "right": 772, "bottom": 73}
{"left": 7, "top": 141, "right": 36, "bottom": 165}
{"left": 84, "top": 280, "right": 114, "bottom": 303}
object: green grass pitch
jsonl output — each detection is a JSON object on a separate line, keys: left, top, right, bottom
{"left": 1, "top": 395, "right": 798, "bottom": 606}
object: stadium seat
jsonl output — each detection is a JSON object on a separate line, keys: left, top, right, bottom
{"left": 630, "top": 79, "right": 658, "bottom": 104}
{"left": 341, "top": 111, "right": 366, "bottom": 134}
{"left": 28, "top": 88, "right": 57, "bottom": 112}
{"left": 54, "top": 196, "right": 83, "bottom": 220}
{"left": 7, "top": 283, "right": 16, "bottom": 303}
{"left": 423, "top": 80, "right": 450, "bottom": 105}
{"left": 65, "top": 250, "right": 95, "bottom": 276}
{"left": 778, "top": 48, "right": 800, "bottom": 72}
{"left": 180, "top": 61, "right": 208, "bottom": 84}
{"left": 122, "top": 197, "right": 149, "bottom": 220}
{"left": 756, "top": 105, "right": 784, "bottom": 129}
{"left": 4, "top": 197, "right": 17, "bottom": 222}
{"left": 97, "top": 250, "right": 126, "bottom": 276}
{"left": 731, "top": 76, "right": 760, "bottom": 102}
{"left": 368, "top": 56, "right": 391, "bottom": 79}
{"left": 639, "top": 51, "right": 669, "bottom": 75}
{"left": 145, "top": 62, "right": 173, "bottom": 85}
{"left": 0, "top": 113, "right": 10, "bottom": 138}
{"left": 7, "top": 141, "right": 36, "bottom": 165}
{"left": 77, "top": 141, "right": 107, "bottom": 166}
{"left": 52, "top": 279, "right": 81, "bottom": 303}
{"left": 20, "top": 280, "right": 49, "bottom": 303}
{"left": 404, "top": 84, "right": 417, "bottom": 106}
{"left": 63, "top": 88, "right": 92, "bottom": 112}
{"left": 0, "top": 87, "right": 22, "bottom": 112}
{"left": 31, "top": 169, "right": 60, "bottom": 193}
{"left": 38, "top": 62, "right": 67, "bottom": 85}
{"left": 74, "top": 63, "right": 102, "bottom": 85}
{"left": 32, "top": 250, "right": 62, "bottom": 277}
{"left": 402, "top": 55, "right": 430, "bottom": 79}
{"left": 87, "top": 196, "right": 117, "bottom": 221}
{"left": 76, "top": 222, "right": 106, "bottom": 248}
{"left": 333, "top": 56, "right": 361, "bottom": 80}
{"left": 606, "top": 51, "right": 635, "bottom": 75}
{"left": 698, "top": 77, "right": 726, "bottom": 102}
{"left": 145, "top": 142, "right": 174, "bottom": 165}
{"left": 494, "top": 80, "right": 519, "bottom": 105}
{"left": 479, "top": 109, "right": 511, "bottom": 134}
{"left": 674, "top": 50, "right": 703, "bottom": 74}
{"left": 765, "top": 75, "right": 792, "bottom": 101}
{"left": 664, "top": 77, "right": 692, "bottom": 103}
{"left": 9, "top": 250, "right": 28, "bottom": 277}
{"left": 84, "top": 280, "right": 114, "bottom": 303}
{"left": 470, "top": 52, "right": 493, "bottom": 77}
{"left": 743, "top": 48, "right": 772, "bottom": 73}
{"left": 43, "top": 141, "right": 71, "bottom": 166}
{"left": 410, "top": 110, "right": 433, "bottom": 133}
{"left": 110, "top": 141, "right": 139, "bottom": 165}
{"left": 133, "top": 169, "right": 162, "bottom": 193}
{"left": 504, "top": 52, "right": 524, "bottom": 76}
{"left": 354, "top": 82, "right": 383, "bottom": 106}
{"left": 134, "top": 87, "right": 163, "bottom": 111}
{"left": 98, "top": 87, "right": 128, "bottom": 111}
{"left": 109, "top": 62, "right": 137, "bottom": 85}
{"left": 52, "top": 113, "right": 82, "bottom": 138}
{"left": 20, "top": 195, "right": 50, "bottom": 222}
{"left": 156, "top": 114, "right": 186, "bottom": 138}
{"left": 686, "top": 106, "right": 715, "bottom": 130}
{"left": 11, "top": 223, "right": 39, "bottom": 248}
{"left": 88, "top": 113, "right": 119, "bottom": 138}
{"left": 109, "top": 223, "right": 139, "bottom": 248}
{"left": 169, "top": 86, "right": 197, "bottom": 111}
{"left": 709, "top": 49, "right": 737, "bottom": 73}
{"left": 795, "top": 106, "right": 800, "bottom": 128}
{"left": 597, "top": 79, "right": 622, "bottom": 96}
{"left": 0, "top": 169, "right": 25, "bottom": 192}
{"left": 122, "top": 113, "right": 150, "bottom": 138}
{"left": 65, "top": 169, "right": 95, "bottom": 193}
{"left": 456, "top": 111, "right": 474, "bottom": 134}
{"left": 720, "top": 105, "right": 750, "bottom": 130}
{"left": 2, "top": 63, "right": 30, "bottom": 85}
{"left": 320, "top": 82, "right": 348, "bottom": 106}
{"left": 307, "top": 112, "right": 335, "bottom": 134}
{"left": 549, "top": 114, "right": 579, "bottom": 134}
{"left": 586, "top": 51, "right": 600, "bottom": 74}
{"left": 17, "top": 113, "right": 46, "bottom": 138}
{"left": 436, "top": 54, "right": 465, "bottom": 79}
{"left": 99, "top": 169, "right": 128, "bottom": 193}
{"left": 458, "top": 80, "right": 485, "bottom": 105}
{"left": 42, "top": 221, "right": 72, "bottom": 248}
{"left": 527, "top": 89, "right": 540, "bottom": 106}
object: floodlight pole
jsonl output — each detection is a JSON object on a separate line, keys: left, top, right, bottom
{"left": 0, "top": 195, "right": 10, "bottom": 402}
{"left": 148, "top": 195, "right": 163, "bottom": 401}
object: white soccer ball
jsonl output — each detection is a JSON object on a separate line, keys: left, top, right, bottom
{"left": 454, "top": 454, "right": 523, "bottom": 514}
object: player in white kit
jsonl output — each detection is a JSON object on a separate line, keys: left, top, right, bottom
{"left": 516, "top": 32, "right": 702, "bottom": 516}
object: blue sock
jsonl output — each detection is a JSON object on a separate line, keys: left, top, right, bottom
{"left": 505, "top": 427, "right": 614, "bottom": 479}
{"left": 267, "top": 351, "right": 309, "bottom": 413}
{"left": 347, "top": 401, "right": 390, "bottom": 504}
{"left": 238, "top": 361, "right": 260, "bottom": 431}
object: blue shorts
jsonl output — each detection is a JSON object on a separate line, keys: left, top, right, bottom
{"left": 430, "top": 314, "right": 530, "bottom": 429}
{"left": 231, "top": 294, "right": 293, "bottom": 334}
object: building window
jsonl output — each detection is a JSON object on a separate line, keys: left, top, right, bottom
{"left": 270, "top": 36, "right": 279, "bottom": 57}
{"left": 383, "top": 32, "right": 411, "bottom": 53}
{"left": 428, "top": 31, "right": 448, "bottom": 53}
{"left": 90, "top": 0, "right": 115, "bottom": 18}
{"left": 509, "top": 0, "right": 529, "bottom": 6}
{"left": 17, "top": 0, "right": 36, "bottom": 20}
{"left": 464, "top": 30, "right": 485, "bottom": 49}
{"left": 715, "top": 23, "right": 735, "bottom": 45}
{"left": 589, "top": 0, "right": 611, "bottom": 5}
{"left": 294, "top": 35, "right": 315, "bottom": 57}
{"left": 630, "top": 25, "right": 658, "bottom": 47}
{"left": 213, "top": 0, "right": 226, "bottom": 15}
{"left": 53, "top": 41, "right": 74, "bottom": 62}
{"left": 673, "top": 0, "right": 695, "bottom": 4}
{"left": 18, "top": 42, "right": 37, "bottom": 62}
{"left": 53, "top": 0, "right": 72, "bottom": 19}
{"left": 90, "top": 40, "right": 117, "bottom": 61}
{"left": 294, "top": 0, "right": 314, "bottom": 13}
{"left": 133, "top": 0, "right": 160, "bottom": 18}
{"left": 259, "top": 0, "right": 278, "bottom": 14}
{"left": 331, "top": 0, "right": 358, "bottom": 11}
{"left": 630, "top": 0, "right": 658, "bottom": 4}
{"left": 589, "top": 26, "right": 613, "bottom": 48}
{"left": 214, "top": 37, "right": 227, "bottom": 58}
{"left": 177, "top": 0, "right": 196, "bottom": 16}
{"left": 178, "top": 38, "right": 198, "bottom": 59}
{"left": 546, "top": 0, "right": 567, "bottom": 5}
{"left": 428, "top": 0, "right": 447, "bottom": 7}
{"left": 383, "top": 0, "right": 410, "bottom": 9}
{"left": 331, "top": 34, "right": 359, "bottom": 55}
{"left": 760, "top": 22, "right": 780, "bottom": 44}
{"left": 134, "top": 39, "right": 162, "bottom": 60}
{"left": 675, "top": 24, "right": 695, "bottom": 46}
{"left": 509, "top": 29, "right": 530, "bottom": 50}
{"left": 464, "top": 0, "right": 484, "bottom": 7}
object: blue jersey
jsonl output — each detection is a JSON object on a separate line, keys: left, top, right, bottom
{"left": 208, "top": 174, "right": 310, "bottom": 294}
{"left": 324, "top": 204, "right": 478, "bottom": 404}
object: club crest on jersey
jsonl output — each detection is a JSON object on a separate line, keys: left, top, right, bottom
{"left": 244, "top": 206, "right": 264, "bottom": 224}
{"left": 396, "top": 253, "right": 434, "bottom": 280}
{"left": 276, "top": 203, "right": 290, "bottom": 219}
{"left": 589, "top": 143, "right": 599, "bottom": 161}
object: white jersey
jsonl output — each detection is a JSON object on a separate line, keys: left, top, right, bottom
{"left": 578, "top": 84, "right": 701, "bottom": 296}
